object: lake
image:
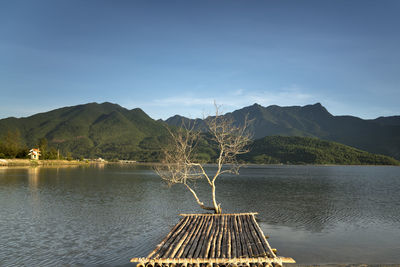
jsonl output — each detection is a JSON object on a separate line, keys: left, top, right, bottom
{"left": 0, "top": 165, "right": 399, "bottom": 266}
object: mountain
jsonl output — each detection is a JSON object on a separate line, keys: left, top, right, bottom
{"left": 240, "top": 136, "right": 400, "bottom": 165}
{"left": 1, "top": 102, "right": 399, "bottom": 163}
{"left": 165, "top": 103, "right": 400, "bottom": 160}
{"left": 0, "top": 102, "right": 168, "bottom": 160}
{"left": 373, "top": 116, "right": 400, "bottom": 126}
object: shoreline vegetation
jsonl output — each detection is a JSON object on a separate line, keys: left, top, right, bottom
{"left": 1, "top": 159, "right": 399, "bottom": 167}
{"left": 0, "top": 159, "right": 90, "bottom": 167}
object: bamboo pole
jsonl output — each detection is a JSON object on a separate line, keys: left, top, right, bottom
{"left": 132, "top": 213, "right": 295, "bottom": 266}
{"left": 236, "top": 214, "right": 249, "bottom": 257}
{"left": 241, "top": 215, "right": 257, "bottom": 256}
{"left": 244, "top": 215, "right": 264, "bottom": 257}
{"left": 249, "top": 215, "right": 276, "bottom": 258}
{"left": 216, "top": 215, "right": 225, "bottom": 257}
{"left": 227, "top": 215, "right": 232, "bottom": 259}
{"left": 187, "top": 215, "right": 208, "bottom": 258}
{"left": 165, "top": 216, "right": 196, "bottom": 258}
{"left": 130, "top": 257, "right": 295, "bottom": 264}
{"left": 197, "top": 215, "right": 214, "bottom": 258}
{"left": 233, "top": 215, "right": 241, "bottom": 258}
{"left": 176, "top": 216, "right": 201, "bottom": 258}
{"left": 230, "top": 215, "right": 236, "bottom": 259}
{"left": 203, "top": 215, "right": 218, "bottom": 258}
{"left": 157, "top": 216, "right": 194, "bottom": 258}
{"left": 193, "top": 215, "right": 212, "bottom": 258}
{"left": 181, "top": 215, "right": 204, "bottom": 258}
{"left": 148, "top": 216, "right": 189, "bottom": 258}
{"left": 179, "top": 213, "right": 258, "bottom": 217}
{"left": 210, "top": 215, "right": 221, "bottom": 258}
{"left": 170, "top": 216, "right": 201, "bottom": 258}
{"left": 239, "top": 215, "right": 255, "bottom": 257}
{"left": 221, "top": 215, "right": 227, "bottom": 258}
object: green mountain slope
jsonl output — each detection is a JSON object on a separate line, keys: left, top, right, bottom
{"left": 241, "top": 136, "right": 400, "bottom": 165}
{"left": 0, "top": 102, "right": 168, "bottom": 160}
{"left": 165, "top": 103, "right": 400, "bottom": 160}
{"left": 1, "top": 102, "right": 399, "bottom": 164}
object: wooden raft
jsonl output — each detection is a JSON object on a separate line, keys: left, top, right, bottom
{"left": 131, "top": 213, "right": 295, "bottom": 267}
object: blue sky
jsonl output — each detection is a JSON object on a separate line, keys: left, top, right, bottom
{"left": 1, "top": 0, "right": 399, "bottom": 120}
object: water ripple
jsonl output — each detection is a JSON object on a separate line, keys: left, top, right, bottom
{"left": 1, "top": 165, "right": 400, "bottom": 265}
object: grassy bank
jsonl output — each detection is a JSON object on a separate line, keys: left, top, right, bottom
{"left": 0, "top": 159, "right": 90, "bottom": 167}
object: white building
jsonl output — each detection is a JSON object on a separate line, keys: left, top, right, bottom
{"left": 28, "top": 148, "right": 41, "bottom": 160}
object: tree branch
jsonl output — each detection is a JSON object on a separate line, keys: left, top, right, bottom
{"left": 184, "top": 183, "right": 215, "bottom": 211}
{"left": 155, "top": 103, "right": 251, "bottom": 214}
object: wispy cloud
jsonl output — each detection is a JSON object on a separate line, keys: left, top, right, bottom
{"left": 152, "top": 96, "right": 215, "bottom": 106}
{"left": 136, "top": 85, "right": 319, "bottom": 119}
{"left": 155, "top": 85, "right": 315, "bottom": 108}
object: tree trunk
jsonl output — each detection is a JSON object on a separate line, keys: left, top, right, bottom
{"left": 185, "top": 183, "right": 216, "bottom": 212}
{"left": 211, "top": 183, "right": 221, "bottom": 214}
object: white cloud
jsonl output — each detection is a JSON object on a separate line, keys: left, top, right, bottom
{"left": 233, "top": 88, "right": 244, "bottom": 96}
{"left": 135, "top": 85, "right": 319, "bottom": 119}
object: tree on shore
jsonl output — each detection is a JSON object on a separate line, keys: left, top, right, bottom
{"left": 38, "top": 137, "right": 48, "bottom": 159}
{"left": 0, "top": 129, "right": 26, "bottom": 158}
{"left": 155, "top": 105, "right": 251, "bottom": 214}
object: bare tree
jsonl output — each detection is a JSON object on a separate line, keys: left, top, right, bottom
{"left": 155, "top": 104, "right": 251, "bottom": 214}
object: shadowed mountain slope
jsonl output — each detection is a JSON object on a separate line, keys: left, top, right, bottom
{"left": 240, "top": 136, "right": 399, "bottom": 165}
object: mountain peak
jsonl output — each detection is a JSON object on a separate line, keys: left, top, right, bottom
{"left": 238, "top": 103, "right": 264, "bottom": 113}
{"left": 301, "top": 103, "right": 332, "bottom": 116}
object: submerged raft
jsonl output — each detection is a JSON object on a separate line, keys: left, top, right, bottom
{"left": 131, "top": 213, "right": 295, "bottom": 267}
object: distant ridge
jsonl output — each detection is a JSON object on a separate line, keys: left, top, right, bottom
{"left": 165, "top": 103, "right": 400, "bottom": 160}
{"left": 0, "top": 102, "right": 399, "bottom": 162}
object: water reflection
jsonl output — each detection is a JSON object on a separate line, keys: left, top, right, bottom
{"left": 28, "top": 167, "right": 40, "bottom": 189}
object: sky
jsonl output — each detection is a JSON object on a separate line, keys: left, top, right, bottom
{"left": 1, "top": 0, "right": 399, "bottom": 120}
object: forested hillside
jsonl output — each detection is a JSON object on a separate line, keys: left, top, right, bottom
{"left": 166, "top": 103, "right": 400, "bottom": 160}
{"left": 0, "top": 102, "right": 399, "bottom": 165}
{"left": 0, "top": 102, "right": 168, "bottom": 160}
{"left": 240, "top": 136, "right": 400, "bottom": 165}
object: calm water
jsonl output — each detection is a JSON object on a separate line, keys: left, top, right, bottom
{"left": 0, "top": 165, "right": 400, "bottom": 266}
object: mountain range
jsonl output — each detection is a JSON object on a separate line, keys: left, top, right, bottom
{"left": 166, "top": 103, "right": 400, "bottom": 160}
{"left": 0, "top": 102, "right": 399, "bottom": 162}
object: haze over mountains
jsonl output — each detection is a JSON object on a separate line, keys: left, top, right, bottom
{"left": 0, "top": 102, "right": 399, "bottom": 162}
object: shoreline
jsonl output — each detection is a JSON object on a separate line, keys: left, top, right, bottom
{"left": 1, "top": 159, "right": 399, "bottom": 168}
{"left": 0, "top": 159, "right": 90, "bottom": 167}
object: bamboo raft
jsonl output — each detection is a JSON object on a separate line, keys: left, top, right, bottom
{"left": 131, "top": 213, "right": 295, "bottom": 267}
